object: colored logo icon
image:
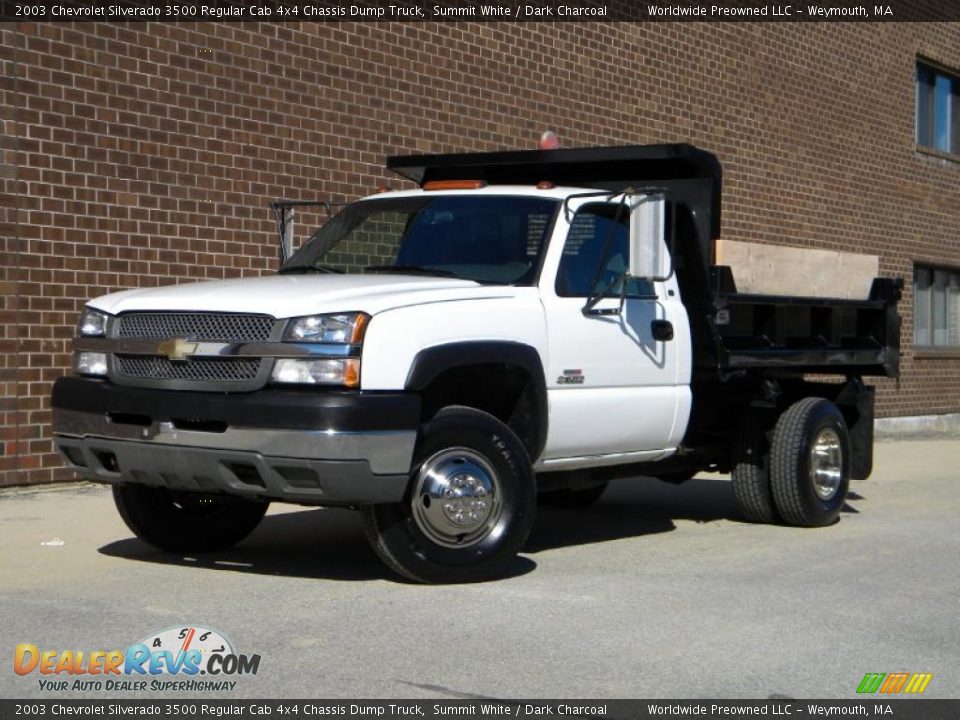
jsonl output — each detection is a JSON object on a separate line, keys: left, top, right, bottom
{"left": 857, "top": 672, "right": 932, "bottom": 694}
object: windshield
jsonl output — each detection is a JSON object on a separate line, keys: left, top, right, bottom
{"left": 280, "top": 195, "right": 558, "bottom": 284}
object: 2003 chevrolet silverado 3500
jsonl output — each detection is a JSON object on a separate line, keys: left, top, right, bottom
{"left": 51, "top": 144, "right": 902, "bottom": 583}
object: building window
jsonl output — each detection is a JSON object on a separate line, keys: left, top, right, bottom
{"left": 916, "top": 61, "right": 959, "bottom": 155}
{"left": 914, "top": 265, "right": 960, "bottom": 348}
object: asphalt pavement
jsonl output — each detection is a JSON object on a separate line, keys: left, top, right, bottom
{"left": 1, "top": 438, "right": 957, "bottom": 700}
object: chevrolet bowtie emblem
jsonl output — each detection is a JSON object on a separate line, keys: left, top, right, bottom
{"left": 157, "top": 338, "right": 198, "bottom": 361}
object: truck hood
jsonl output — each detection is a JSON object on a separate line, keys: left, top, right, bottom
{"left": 89, "top": 274, "right": 513, "bottom": 318}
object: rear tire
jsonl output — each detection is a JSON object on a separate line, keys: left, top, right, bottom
{"left": 113, "top": 485, "right": 268, "bottom": 552}
{"left": 731, "top": 412, "right": 779, "bottom": 523}
{"left": 770, "top": 398, "right": 850, "bottom": 527}
{"left": 361, "top": 406, "right": 536, "bottom": 584}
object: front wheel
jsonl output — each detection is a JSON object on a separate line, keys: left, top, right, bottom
{"left": 113, "top": 485, "right": 268, "bottom": 552}
{"left": 361, "top": 406, "right": 536, "bottom": 584}
{"left": 770, "top": 398, "right": 850, "bottom": 527}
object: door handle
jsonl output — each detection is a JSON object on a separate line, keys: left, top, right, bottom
{"left": 651, "top": 320, "right": 674, "bottom": 341}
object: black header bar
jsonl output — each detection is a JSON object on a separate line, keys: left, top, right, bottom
{"left": 1, "top": 0, "right": 958, "bottom": 22}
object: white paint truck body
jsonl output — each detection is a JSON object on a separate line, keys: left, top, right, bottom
{"left": 52, "top": 145, "right": 901, "bottom": 582}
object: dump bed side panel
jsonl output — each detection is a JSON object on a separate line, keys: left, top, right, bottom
{"left": 705, "top": 269, "right": 902, "bottom": 379}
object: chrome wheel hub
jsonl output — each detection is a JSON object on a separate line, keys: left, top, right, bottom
{"left": 411, "top": 448, "right": 502, "bottom": 548}
{"left": 810, "top": 427, "right": 843, "bottom": 500}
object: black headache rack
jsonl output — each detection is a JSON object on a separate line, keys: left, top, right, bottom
{"left": 387, "top": 143, "right": 902, "bottom": 380}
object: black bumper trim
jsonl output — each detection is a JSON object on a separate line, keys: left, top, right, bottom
{"left": 54, "top": 435, "right": 407, "bottom": 506}
{"left": 52, "top": 376, "right": 421, "bottom": 433}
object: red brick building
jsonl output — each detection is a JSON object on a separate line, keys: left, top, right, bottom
{"left": 2, "top": 21, "right": 959, "bottom": 487}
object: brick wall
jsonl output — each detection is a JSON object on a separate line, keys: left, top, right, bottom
{"left": 2, "top": 21, "right": 959, "bottom": 487}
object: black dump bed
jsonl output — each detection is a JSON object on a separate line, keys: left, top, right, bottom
{"left": 388, "top": 144, "right": 902, "bottom": 380}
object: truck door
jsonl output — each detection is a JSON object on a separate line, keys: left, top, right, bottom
{"left": 538, "top": 197, "right": 691, "bottom": 462}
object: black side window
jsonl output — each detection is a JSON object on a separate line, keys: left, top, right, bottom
{"left": 556, "top": 203, "right": 654, "bottom": 298}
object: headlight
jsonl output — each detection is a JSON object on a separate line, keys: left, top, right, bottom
{"left": 283, "top": 312, "right": 369, "bottom": 344}
{"left": 75, "top": 351, "right": 108, "bottom": 377}
{"left": 271, "top": 358, "right": 360, "bottom": 388}
{"left": 78, "top": 307, "right": 108, "bottom": 337}
{"left": 275, "top": 313, "right": 369, "bottom": 387}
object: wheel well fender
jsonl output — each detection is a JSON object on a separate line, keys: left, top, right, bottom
{"left": 405, "top": 341, "right": 548, "bottom": 461}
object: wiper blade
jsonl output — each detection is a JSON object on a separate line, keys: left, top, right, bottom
{"left": 279, "top": 264, "right": 344, "bottom": 274}
{"left": 364, "top": 265, "right": 458, "bottom": 278}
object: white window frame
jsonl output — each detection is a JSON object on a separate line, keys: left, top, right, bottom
{"left": 914, "top": 264, "right": 960, "bottom": 349}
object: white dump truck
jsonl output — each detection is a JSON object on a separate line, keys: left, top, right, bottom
{"left": 52, "top": 144, "right": 902, "bottom": 582}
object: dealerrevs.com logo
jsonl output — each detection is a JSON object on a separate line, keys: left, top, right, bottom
{"left": 14, "top": 625, "right": 261, "bottom": 692}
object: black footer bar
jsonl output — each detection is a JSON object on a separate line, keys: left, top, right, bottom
{"left": 3, "top": 699, "right": 958, "bottom": 720}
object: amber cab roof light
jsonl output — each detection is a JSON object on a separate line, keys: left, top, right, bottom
{"left": 422, "top": 179, "right": 487, "bottom": 191}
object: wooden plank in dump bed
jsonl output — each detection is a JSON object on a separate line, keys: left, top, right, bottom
{"left": 715, "top": 239, "right": 879, "bottom": 300}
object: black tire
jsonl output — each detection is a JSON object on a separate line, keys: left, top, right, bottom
{"left": 361, "top": 406, "right": 536, "bottom": 584}
{"left": 538, "top": 481, "right": 608, "bottom": 508}
{"left": 770, "top": 398, "right": 850, "bottom": 527}
{"left": 731, "top": 412, "right": 779, "bottom": 523}
{"left": 113, "top": 485, "right": 268, "bottom": 552}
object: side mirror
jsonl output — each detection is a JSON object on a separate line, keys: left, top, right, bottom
{"left": 281, "top": 209, "right": 296, "bottom": 263}
{"left": 272, "top": 203, "right": 297, "bottom": 265}
{"left": 628, "top": 194, "right": 671, "bottom": 280}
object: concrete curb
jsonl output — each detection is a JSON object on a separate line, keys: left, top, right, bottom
{"left": 875, "top": 412, "right": 960, "bottom": 438}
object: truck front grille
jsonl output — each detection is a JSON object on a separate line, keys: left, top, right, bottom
{"left": 116, "top": 312, "right": 274, "bottom": 342}
{"left": 115, "top": 355, "right": 264, "bottom": 383}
